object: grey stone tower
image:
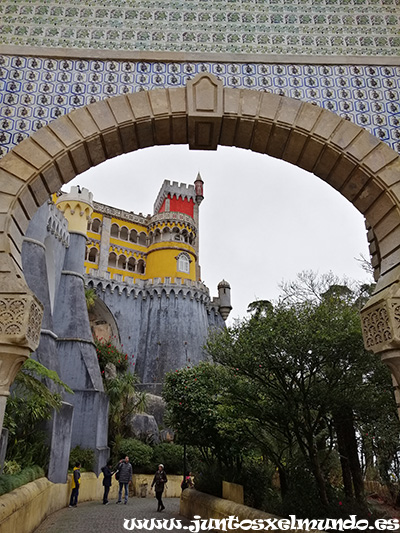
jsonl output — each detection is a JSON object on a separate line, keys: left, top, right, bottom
{"left": 53, "top": 187, "right": 109, "bottom": 474}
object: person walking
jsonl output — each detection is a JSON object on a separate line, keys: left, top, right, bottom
{"left": 116, "top": 456, "right": 133, "bottom": 505}
{"left": 181, "top": 471, "right": 193, "bottom": 491}
{"left": 69, "top": 462, "right": 81, "bottom": 507}
{"left": 101, "top": 459, "right": 114, "bottom": 504}
{"left": 151, "top": 464, "right": 168, "bottom": 512}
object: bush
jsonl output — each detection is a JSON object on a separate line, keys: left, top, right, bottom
{"left": 190, "top": 461, "right": 223, "bottom": 497}
{"left": 69, "top": 446, "right": 94, "bottom": 472}
{"left": 151, "top": 443, "right": 185, "bottom": 475}
{"left": 95, "top": 339, "right": 129, "bottom": 374}
{"left": 0, "top": 465, "right": 44, "bottom": 496}
{"left": 237, "top": 457, "right": 278, "bottom": 512}
{"left": 114, "top": 438, "right": 153, "bottom": 472}
{"left": 3, "top": 460, "right": 22, "bottom": 475}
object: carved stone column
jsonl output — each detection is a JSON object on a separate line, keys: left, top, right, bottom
{"left": 361, "top": 284, "right": 400, "bottom": 415}
{"left": 0, "top": 292, "right": 43, "bottom": 430}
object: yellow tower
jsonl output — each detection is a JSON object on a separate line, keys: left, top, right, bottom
{"left": 56, "top": 186, "right": 94, "bottom": 235}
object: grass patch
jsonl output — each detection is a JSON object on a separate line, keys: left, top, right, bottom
{"left": 0, "top": 465, "right": 45, "bottom": 496}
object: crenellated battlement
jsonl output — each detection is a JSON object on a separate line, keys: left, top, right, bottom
{"left": 85, "top": 274, "right": 223, "bottom": 316}
{"left": 153, "top": 180, "right": 196, "bottom": 215}
{"left": 93, "top": 201, "right": 151, "bottom": 225}
{"left": 47, "top": 201, "right": 70, "bottom": 248}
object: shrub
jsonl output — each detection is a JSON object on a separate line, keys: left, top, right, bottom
{"left": 151, "top": 443, "right": 185, "bottom": 475}
{"left": 94, "top": 338, "right": 129, "bottom": 374}
{"left": 114, "top": 438, "right": 153, "bottom": 472}
{"left": 0, "top": 465, "right": 44, "bottom": 496}
{"left": 2, "top": 460, "right": 21, "bottom": 475}
{"left": 69, "top": 446, "right": 94, "bottom": 472}
{"left": 190, "top": 461, "right": 223, "bottom": 497}
{"left": 237, "top": 457, "right": 278, "bottom": 511}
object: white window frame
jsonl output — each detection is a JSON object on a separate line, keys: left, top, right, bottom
{"left": 177, "top": 253, "right": 190, "bottom": 274}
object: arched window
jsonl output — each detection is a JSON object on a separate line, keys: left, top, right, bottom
{"left": 120, "top": 226, "right": 129, "bottom": 240}
{"left": 129, "top": 229, "right": 138, "bottom": 243}
{"left": 177, "top": 253, "right": 190, "bottom": 274}
{"left": 110, "top": 223, "right": 119, "bottom": 238}
{"left": 108, "top": 252, "right": 117, "bottom": 268}
{"left": 91, "top": 218, "right": 101, "bottom": 233}
{"left": 138, "top": 232, "right": 147, "bottom": 246}
{"left": 154, "top": 229, "right": 161, "bottom": 243}
{"left": 88, "top": 247, "right": 98, "bottom": 263}
{"left": 162, "top": 227, "right": 170, "bottom": 241}
{"left": 118, "top": 255, "right": 127, "bottom": 270}
{"left": 137, "top": 259, "right": 145, "bottom": 274}
{"left": 172, "top": 227, "right": 181, "bottom": 241}
{"left": 128, "top": 257, "right": 136, "bottom": 272}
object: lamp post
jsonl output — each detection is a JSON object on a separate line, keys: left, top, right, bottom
{"left": 183, "top": 443, "right": 187, "bottom": 486}
{"left": 183, "top": 340, "right": 188, "bottom": 487}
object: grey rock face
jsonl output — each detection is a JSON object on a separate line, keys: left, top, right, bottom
{"left": 105, "top": 362, "right": 117, "bottom": 380}
{"left": 143, "top": 394, "right": 166, "bottom": 426}
{"left": 129, "top": 414, "right": 160, "bottom": 444}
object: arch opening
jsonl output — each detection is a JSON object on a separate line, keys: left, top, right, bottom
{"left": 2, "top": 73, "right": 400, "bottom": 432}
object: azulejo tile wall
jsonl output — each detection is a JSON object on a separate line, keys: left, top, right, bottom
{"left": 1, "top": 0, "right": 400, "bottom": 57}
{"left": 1, "top": 55, "right": 399, "bottom": 157}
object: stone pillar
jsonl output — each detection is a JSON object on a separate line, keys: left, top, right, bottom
{"left": 47, "top": 402, "right": 74, "bottom": 484}
{"left": 361, "top": 285, "right": 400, "bottom": 418}
{"left": 0, "top": 286, "right": 43, "bottom": 434}
{"left": 0, "top": 428, "right": 8, "bottom": 474}
{"left": 98, "top": 215, "right": 111, "bottom": 277}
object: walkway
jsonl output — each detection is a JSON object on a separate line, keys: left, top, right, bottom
{"left": 34, "top": 497, "right": 192, "bottom": 533}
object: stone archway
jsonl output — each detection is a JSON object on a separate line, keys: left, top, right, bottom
{"left": 1, "top": 72, "right": 400, "bottom": 430}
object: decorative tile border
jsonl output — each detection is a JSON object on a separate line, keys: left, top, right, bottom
{"left": 1, "top": 54, "right": 400, "bottom": 157}
{"left": 0, "top": 0, "right": 399, "bottom": 57}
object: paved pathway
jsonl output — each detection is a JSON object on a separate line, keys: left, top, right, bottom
{"left": 35, "top": 497, "right": 192, "bottom": 533}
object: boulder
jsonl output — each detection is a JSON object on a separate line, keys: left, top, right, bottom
{"left": 159, "top": 429, "right": 175, "bottom": 442}
{"left": 142, "top": 394, "right": 166, "bottom": 426}
{"left": 104, "top": 362, "right": 117, "bottom": 380}
{"left": 129, "top": 413, "right": 160, "bottom": 444}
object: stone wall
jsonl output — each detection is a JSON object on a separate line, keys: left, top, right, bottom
{"left": 1, "top": 0, "right": 399, "bottom": 57}
{"left": 89, "top": 278, "right": 225, "bottom": 390}
{"left": 0, "top": 473, "right": 119, "bottom": 533}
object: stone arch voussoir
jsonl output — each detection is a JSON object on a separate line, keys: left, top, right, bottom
{"left": 1, "top": 73, "right": 400, "bottom": 397}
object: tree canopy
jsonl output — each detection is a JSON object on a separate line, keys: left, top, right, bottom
{"left": 164, "top": 272, "right": 400, "bottom": 516}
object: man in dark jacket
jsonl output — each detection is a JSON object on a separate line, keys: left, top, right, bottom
{"left": 151, "top": 464, "right": 168, "bottom": 511}
{"left": 101, "top": 459, "right": 113, "bottom": 504}
{"left": 116, "top": 456, "right": 133, "bottom": 505}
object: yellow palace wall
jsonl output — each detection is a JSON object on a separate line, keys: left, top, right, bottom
{"left": 84, "top": 212, "right": 197, "bottom": 282}
{"left": 146, "top": 245, "right": 196, "bottom": 280}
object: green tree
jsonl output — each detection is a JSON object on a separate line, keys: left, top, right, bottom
{"left": 206, "top": 273, "right": 398, "bottom": 510}
{"left": 105, "top": 372, "right": 146, "bottom": 448}
{"left": 163, "top": 362, "right": 249, "bottom": 473}
{"left": 85, "top": 287, "right": 97, "bottom": 311}
{"left": 96, "top": 339, "right": 146, "bottom": 451}
{"left": 4, "top": 358, "right": 72, "bottom": 469}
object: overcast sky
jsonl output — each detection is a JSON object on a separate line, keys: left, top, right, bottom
{"left": 66, "top": 145, "right": 373, "bottom": 323}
